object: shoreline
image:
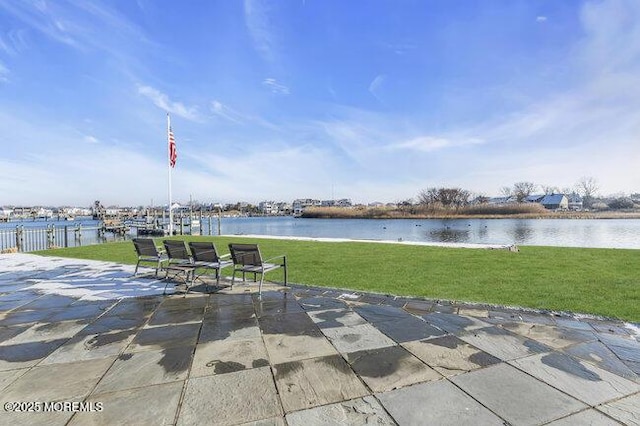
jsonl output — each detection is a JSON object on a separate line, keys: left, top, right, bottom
{"left": 222, "top": 234, "right": 514, "bottom": 250}
{"left": 300, "top": 211, "right": 640, "bottom": 220}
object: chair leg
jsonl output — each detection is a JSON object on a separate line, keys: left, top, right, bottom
{"left": 283, "top": 258, "right": 288, "bottom": 285}
{"left": 134, "top": 260, "right": 140, "bottom": 276}
{"left": 258, "top": 273, "right": 264, "bottom": 299}
{"left": 231, "top": 269, "right": 236, "bottom": 289}
{"left": 183, "top": 270, "right": 193, "bottom": 297}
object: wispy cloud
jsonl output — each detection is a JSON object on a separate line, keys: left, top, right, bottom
{"left": 368, "top": 74, "right": 386, "bottom": 101}
{"left": 0, "top": 1, "right": 80, "bottom": 48}
{"left": 210, "top": 100, "right": 280, "bottom": 130}
{"left": 262, "top": 78, "right": 290, "bottom": 95}
{"left": 83, "top": 135, "right": 99, "bottom": 144}
{"left": 389, "top": 136, "right": 484, "bottom": 153}
{"left": 383, "top": 41, "right": 417, "bottom": 55}
{"left": 0, "top": 62, "right": 9, "bottom": 83}
{"left": 0, "top": 1, "right": 153, "bottom": 64}
{"left": 0, "top": 29, "right": 28, "bottom": 55}
{"left": 138, "top": 85, "right": 200, "bottom": 121}
{"left": 536, "top": 16, "right": 548, "bottom": 23}
{"left": 189, "top": 144, "right": 337, "bottom": 201}
{"left": 244, "top": 0, "right": 277, "bottom": 64}
{"left": 210, "top": 100, "right": 244, "bottom": 124}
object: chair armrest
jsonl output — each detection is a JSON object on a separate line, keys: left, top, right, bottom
{"left": 264, "top": 255, "right": 286, "bottom": 264}
{"left": 220, "top": 253, "right": 231, "bottom": 259}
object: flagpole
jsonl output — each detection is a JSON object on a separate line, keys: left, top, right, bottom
{"left": 167, "top": 113, "right": 173, "bottom": 236}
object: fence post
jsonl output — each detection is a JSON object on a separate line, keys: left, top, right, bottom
{"left": 15, "top": 226, "right": 22, "bottom": 252}
{"left": 208, "top": 215, "right": 212, "bottom": 236}
{"left": 78, "top": 224, "right": 82, "bottom": 246}
{"left": 64, "top": 226, "right": 69, "bottom": 248}
{"left": 47, "top": 225, "right": 56, "bottom": 250}
{"left": 180, "top": 212, "right": 184, "bottom": 235}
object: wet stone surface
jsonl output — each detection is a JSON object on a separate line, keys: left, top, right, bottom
{"left": 128, "top": 323, "right": 201, "bottom": 352}
{"left": 321, "top": 323, "right": 396, "bottom": 354}
{"left": 273, "top": 354, "right": 368, "bottom": 413}
{"left": 147, "top": 306, "right": 205, "bottom": 326}
{"left": 423, "top": 312, "right": 491, "bottom": 334}
{"left": 297, "top": 296, "right": 350, "bottom": 311}
{"left": 0, "top": 253, "right": 639, "bottom": 425}
{"left": 459, "top": 326, "right": 552, "bottom": 360}
{"left": 563, "top": 340, "right": 640, "bottom": 383}
{"left": 354, "top": 304, "right": 414, "bottom": 323}
{"left": 286, "top": 396, "right": 395, "bottom": 425}
{"left": 306, "top": 308, "right": 367, "bottom": 329}
{"left": 403, "top": 335, "right": 501, "bottom": 377}
{"left": 500, "top": 322, "right": 597, "bottom": 349}
{"left": 510, "top": 352, "right": 640, "bottom": 405}
{"left": 258, "top": 311, "right": 321, "bottom": 336}
{"left": 373, "top": 316, "right": 447, "bottom": 343}
{"left": 451, "top": 363, "right": 586, "bottom": 425}
{"left": 347, "top": 345, "right": 441, "bottom": 392}
{"left": 199, "top": 317, "right": 261, "bottom": 342}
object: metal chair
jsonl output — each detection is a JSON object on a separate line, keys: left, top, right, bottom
{"left": 188, "top": 241, "right": 233, "bottom": 289}
{"left": 162, "top": 240, "right": 197, "bottom": 294}
{"left": 228, "top": 243, "right": 287, "bottom": 297}
{"left": 132, "top": 238, "right": 167, "bottom": 277}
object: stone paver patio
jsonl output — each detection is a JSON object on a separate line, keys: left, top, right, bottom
{"left": 0, "top": 253, "right": 639, "bottom": 425}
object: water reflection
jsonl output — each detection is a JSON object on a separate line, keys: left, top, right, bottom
{"left": 217, "top": 217, "right": 640, "bottom": 249}
{"left": 428, "top": 228, "right": 470, "bottom": 243}
{"left": 509, "top": 220, "right": 535, "bottom": 244}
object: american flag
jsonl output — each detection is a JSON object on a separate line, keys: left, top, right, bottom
{"left": 168, "top": 127, "right": 177, "bottom": 168}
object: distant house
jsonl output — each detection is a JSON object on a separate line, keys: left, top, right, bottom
{"left": 540, "top": 194, "right": 569, "bottom": 210}
{"left": 525, "top": 195, "right": 545, "bottom": 203}
{"left": 487, "top": 196, "right": 515, "bottom": 204}
{"left": 293, "top": 199, "right": 321, "bottom": 215}
{"left": 258, "top": 201, "right": 278, "bottom": 215}
{"left": 321, "top": 199, "right": 353, "bottom": 208}
{"left": 567, "top": 194, "right": 583, "bottom": 210}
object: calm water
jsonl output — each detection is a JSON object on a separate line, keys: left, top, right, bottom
{"left": 2, "top": 217, "right": 640, "bottom": 249}
{"left": 218, "top": 217, "right": 640, "bottom": 249}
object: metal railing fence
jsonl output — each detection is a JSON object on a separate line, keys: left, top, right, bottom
{"left": 0, "top": 225, "right": 129, "bottom": 253}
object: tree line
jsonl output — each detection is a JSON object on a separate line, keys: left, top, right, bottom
{"left": 414, "top": 177, "right": 637, "bottom": 211}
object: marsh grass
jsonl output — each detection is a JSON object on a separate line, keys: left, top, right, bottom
{"left": 35, "top": 236, "right": 640, "bottom": 322}
{"left": 302, "top": 205, "right": 640, "bottom": 219}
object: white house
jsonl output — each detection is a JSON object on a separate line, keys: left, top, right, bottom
{"left": 540, "top": 194, "right": 569, "bottom": 210}
{"left": 293, "top": 199, "right": 321, "bottom": 215}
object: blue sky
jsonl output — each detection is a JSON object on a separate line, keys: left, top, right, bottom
{"left": 1, "top": 0, "right": 639, "bottom": 206}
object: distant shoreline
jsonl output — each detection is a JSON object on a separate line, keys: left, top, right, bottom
{"left": 300, "top": 209, "right": 640, "bottom": 220}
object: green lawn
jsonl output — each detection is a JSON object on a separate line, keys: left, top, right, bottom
{"left": 35, "top": 236, "right": 640, "bottom": 322}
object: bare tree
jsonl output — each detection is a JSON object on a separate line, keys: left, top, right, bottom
{"left": 576, "top": 177, "right": 598, "bottom": 208}
{"left": 417, "top": 187, "right": 471, "bottom": 208}
{"left": 542, "top": 185, "right": 560, "bottom": 195}
{"left": 473, "top": 193, "right": 490, "bottom": 204}
{"left": 512, "top": 182, "right": 537, "bottom": 203}
{"left": 500, "top": 186, "right": 513, "bottom": 197}
{"left": 417, "top": 188, "right": 438, "bottom": 205}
